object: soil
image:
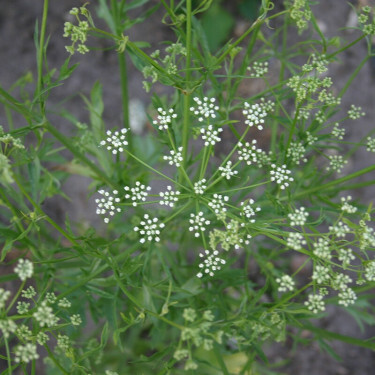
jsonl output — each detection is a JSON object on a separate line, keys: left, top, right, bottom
{"left": 1, "top": 0, "right": 375, "bottom": 374}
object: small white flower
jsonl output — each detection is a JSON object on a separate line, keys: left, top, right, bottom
{"left": 338, "top": 248, "right": 355, "bottom": 267}
{"left": 348, "top": 104, "right": 365, "bottom": 120}
{"left": 0, "top": 288, "right": 11, "bottom": 310}
{"left": 99, "top": 128, "right": 128, "bottom": 154}
{"left": 338, "top": 288, "right": 357, "bottom": 307}
{"left": 163, "top": 147, "right": 183, "bottom": 167}
{"left": 243, "top": 102, "right": 267, "bottom": 130}
{"left": 276, "top": 274, "right": 295, "bottom": 292}
{"left": 329, "top": 221, "right": 350, "bottom": 238}
{"left": 247, "top": 61, "right": 269, "bottom": 77}
{"left": 287, "top": 232, "right": 306, "bottom": 250}
{"left": 312, "top": 265, "right": 331, "bottom": 284}
{"left": 219, "top": 161, "right": 238, "bottom": 180}
{"left": 270, "top": 164, "right": 294, "bottom": 189}
{"left": 327, "top": 155, "right": 347, "bottom": 173}
{"left": 240, "top": 199, "right": 261, "bottom": 223}
{"left": 288, "top": 207, "right": 309, "bottom": 226}
{"left": 33, "top": 301, "right": 59, "bottom": 327}
{"left": 190, "top": 97, "right": 219, "bottom": 122}
{"left": 237, "top": 140, "right": 261, "bottom": 165}
{"left": 196, "top": 250, "right": 226, "bottom": 278}
{"left": 95, "top": 189, "right": 121, "bottom": 223}
{"left": 364, "top": 261, "right": 375, "bottom": 281}
{"left": 134, "top": 214, "right": 165, "bottom": 243}
{"left": 153, "top": 107, "right": 177, "bottom": 130}
{"left": 14, "top": 259, "right": 33, "bottom": 282}
{"left": 189, "top": 212, "right": 210, "bottom": 237}
{"left": 313, "top": 238, "right": 331, "bottom": 260}
{"left": 14, "top": 343, "right": 39, "bottom": 363}
{"left": 200, "top": 125, "right": 223, "bottom": 146}
{"left": 366, "top": 136, "right": 375, "bottom": 153}
{"left": 340, "top": 196, "right": 357, "bottom": 214}
{"left": 71, "top": 314, "right": 82, "bottom": 326}
{"left": 159, "top": 186, "right": 180, "bottom": 207}
{"left": 332, "top": 122, "right": 345, "bottom": 140}
{"left": 0, "top": 319, "right": 17, "bottom": 339}
{"left": 208, "top": 194, "right": 229, "bottom": 220}
{"left": 124, "top": 181, "right": 151, "bottom": 207}
{"left": 305, "top": 293, "right": 325, "bottom": 314}
{"left": 286, "top": 141, "right": 307, "bottom": 165}
{"left": 194, "top": 179, "right": 207, "bottom": 194}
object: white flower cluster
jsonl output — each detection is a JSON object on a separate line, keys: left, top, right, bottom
{"left": 288, "top": 207, "right": 308, "bottom": 226}
{"left": 153, "top": 107, "right": 177, "bottom": 130}
{"left": 338, "top": 248, "right": 355, "bottom": 268}
{"left": 95, "top": 189, "right": 121, "bottom": 223}
{"left": 242, "top": 102, "right": 267, "bottom": 130}
{"left": 312, "top": 265, "right": 330, "bottom": 284}
{"left": 305, "top": 293, "right": 325, "bottom": 314}
{"left": 124, "top": 181, "right": 151, "bottom": 206}
{"left": 163, "top": 147, "right": 183, "bottom": 167}
{"left": 276, "top": 274, "right": 295, "bottom": 292}
{"left": 219, "top": 161, "right": 238, "bottom": 180}
{"left": 189, "top": 212, "right": 210, "bottom": 237}
{"left": 134, "top": 214, "right": 165, "bottom": 243}
{"left": 348, "top": 104, "right": 365, "bottom": 120}
{"left": 33, "top": 301, "right": 59, "bottom": 327}
{"left": 287, "top": 232, "right": 306, "bottom": 250}
{"left": 332, "top": 122, "right": 345, "bottom": 140}
{"left": 306, "top": 131, "right": 318, "bottom": 145}
{"left": 327, "top": 154, "right": 347, "bottom": 173}
{"left": 364, "top": 261, "right": 375, "bottom": 281}
{"left": 0, "top": 288, "right": 11, "bottom": 309}
{"left": 340, "top": 196, "right": 357, "bottom": 214}
{"left": 159, "top": 186, "right": 180, "bottom": 207}
{"left": 286, "top": 141, "right": 307, "bottom": 164}
{"left": 248, "top": 61, "right": 269, "bottom": 77}
{"left": 200, "top": 125, "right": 223, "bottom": 146}
{"left": 14, "top": 343, "right": 39, "bottom": 363}
{"left": 366, "top": 136, "right": 375, "bottom": 152}
{"left": 270, "top": 164, "right": 294, "bottom": 189}
{"left": 196, "top": 250, "right": 226, "bottom": 278}
{"left": 190, "top": 97, "right": 219, "bottom": 122}
{"left": 240, "top": 199, "right": 261, "bottom": 223}
{"left": 338, "top": 288, "right": 357, "bottom": 307}
{"left": 14, "top": 259, "right": 34, "bottom": 282}
{"left": 313, "top": 238, "right": 331, "bottom": 260}
{"left": 100, "top": 128, "right": 128, "bottom": 154}
{"left": 208, "top": 194, "right": 229, "bottom": 220}
{"left": 0, "top": 319, "right": 16, "bottom": 338}
{"left": 332, "top": 273, "right": 352, "bottom": 291}
{"left": 329, "top": 221, "right": 350, "bottom": 238}
{"left": 237, "top": 140, "right": 262, "bottom": 165}
{"left": 194, "top": 179, "right": 207, "bottom": 194}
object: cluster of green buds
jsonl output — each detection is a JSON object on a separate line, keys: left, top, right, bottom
{"left": 63, "top": 5, "right": 93, "bottom": 54}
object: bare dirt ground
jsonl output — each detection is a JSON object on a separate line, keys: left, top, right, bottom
{"left": 1, "top": 0, "right": 375, "bottom": 374}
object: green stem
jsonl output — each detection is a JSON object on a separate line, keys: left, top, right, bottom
{"left": 216, "top": 9, "right": 289, "bottom": 66}
{"left": 13, "top": 175, "right": 80, "bottom": 247}
{"left": 44, "top": 345, "right": 70, "bottom": 374}
{"left": 118, "top": 52, "right": 132, "bottom": 150}
{"left": 44, "top": 121, "right": 113, "bottom": 186}
{"left": 125, "top": 149, "right": 190, "bottom": 191}
{"left": 289, "top": 163, "right": 375, "bottom": 200}
{"left": 6, "top": 281, "right": 25, "bottom": 315}
{"left": 181, "top": 0, "right": 192, "bottom": 170}
{"left": 338, "top": 55, "right": 369, "bottom": 98}
{"left": 4, "top": 338, "right": 12, "bottom": 375}
{"left": 36, "top": 0, "right": 49, "bottom": 113}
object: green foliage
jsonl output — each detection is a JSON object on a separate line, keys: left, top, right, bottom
{"left": 1, "top": 0, "right": 375, "bottom": 374}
